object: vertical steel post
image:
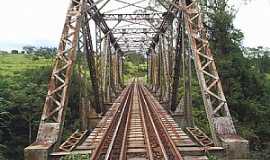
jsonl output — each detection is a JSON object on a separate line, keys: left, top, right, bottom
{"left": 82, "top": 13, "right": 102, "bottom": 114}
{"left": 171, "top": 15, "right": 183, "bottom": 112}
{"left": 183, "top": 34, "right": 193, "bottom": 127}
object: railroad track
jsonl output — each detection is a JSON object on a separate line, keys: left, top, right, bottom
{"left": 90, "top": 82, "right": 183, "bottom": 160}
{"left": 138, "top": 84, "right": 183, "bottom": 160}
{"left": 89, "top": 83, "right": 134, "bottom": 159}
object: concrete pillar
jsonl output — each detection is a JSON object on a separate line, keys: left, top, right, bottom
{"left": 220, "top": 135, "right": 249, "bottom": 159}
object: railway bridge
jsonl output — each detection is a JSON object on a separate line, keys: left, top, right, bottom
{"left": 25, "top": 0, "right": 249, "bottom": 159}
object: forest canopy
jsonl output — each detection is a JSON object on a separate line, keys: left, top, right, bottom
{"left": 0, "top": 0, "right": 270, "bottom": 159}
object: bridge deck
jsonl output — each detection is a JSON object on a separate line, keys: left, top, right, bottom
{"left": 51, "top": 83, "right": 224, "bottom": 159}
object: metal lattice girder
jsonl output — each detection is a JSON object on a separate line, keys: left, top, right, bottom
{"left": 149, "top": 0, "right": 180, "bottom": 50}
{"left": 82, "top": 11, "right": 103, "bottom": 114}
{"left": 87, "top": 0, "right": 123, "bottom": 54}
{"left": 112, "top": 28, "right": 157, "bottom": 34}
{"left": 102, "top": 13, "right": 163, "bottom": 21}
{"left": 122, "top": 47, "right": 146, "bottom": 52}
{"left": 160, "top": 35, "right": 170, "bottom": 100}
{"left": 170, "top": 14, "right": 183, "bottom": 112}
{"left": 58, "top": 130, "right": 88, "bottom": 152}
{"left": 116, "top": 35, "right": 153, "bottom": 42}
{"left": 180, "top": 1, "right": 236, "bottom": 145}
{"left": 118, "top": 39, "right": 151, "bottom": 43}
{"left": 119, "top": 41, "right": 150, "bottom": 46}
{"left": 119, "top": 44, "right": 150, "bottom": 48}
{"left": 186, "top": 127, "right": 214, "bottom": 147}
{"left": 36, "top": 0, "right": 84, "bottom": 146}
{"left": 150, "top": 49, "right": 158, "bottom": 89}
{"left": 117, "top": 37, "right": 151, "bottom": 44}
{"left": 120, "top": 46, "right": 148, "bottom": 51}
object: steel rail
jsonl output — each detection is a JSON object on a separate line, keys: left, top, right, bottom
{"left": 118, "top": 87, "right": 133, "bottom": 160}
{"left": 119, "top": 83, "right": 142, "bottom": 160}
{"left": 138, "top": 84, "right": 183, "bottom": 160}
{"left": 138, "top": 85, "right": 166, "bottom": 159}
{"left": 119, "top": 83, "right": 156, "bottom": 160}
{"left": 91, "top": 83, "right": 183, "bottom": 160}
{"left": 138, "top": 85, "right": 168, "bottom": 159}
{"left": 103, "top": 85, "right": 134, "bottom": 160}
{"left": 137, "top": 86, "right": 154, "bottom": 160}
{"left": 90, "top": 84, "right": 134, "bottom": 160}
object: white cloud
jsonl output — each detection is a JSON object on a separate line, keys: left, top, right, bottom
{"left": 0, "top": 0, "right": 69, "bottom": 49}
{"left": 0, "top": 0, "right": 269, "bottom": 51}
{"left": 234, "top": 0, "right": 270, "bottom": 47}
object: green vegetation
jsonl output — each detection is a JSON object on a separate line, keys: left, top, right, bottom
{"left": 0, "top": 52, "right": 148, "bottom": 159}
{"left": 266, "top": 74, "right": 270, "bottom": 80}
{"left": 0, "top": 54, "right": 52, "bottom": 77}
{"left": 0, "top": 0, "right": 269, "bottom": 159}
{"left": 0, "top": 54, "right": 52, "bottom": 159}
{"left": 207, "top": 154, "right": 219, "bottom": 160}
{"left": 193, "top": 0, "right": 270, "bottom": 159}
{"left": 123, "top": 52, "right": 147, "bottom": 83}
{"left": 0, "top": 53, "right": 82, "bottom": 159}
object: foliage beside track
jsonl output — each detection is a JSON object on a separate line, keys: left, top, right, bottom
{"left": 123, "top": 53, "right": 147, "bottom": 83}
{"left": 0, "top": 54, "right": 52, "bottom": 77}
{"left": 0, "top": 0, "right": 270, "bottom": 159}
{"left": 0, "top": 54, "right": 52, "bottom": 159}
{"left": 0, "top": 54, "right": 81, "bottom": 159}
{"left": 193, "top": 1, "right": 270, "bottom": 159}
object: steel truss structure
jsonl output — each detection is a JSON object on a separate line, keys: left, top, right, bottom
{"left": 102, "top": 13, "right": 163, "bottom": 21}
{"left": 25, "top": 0, "right": 248, "bottom": 159}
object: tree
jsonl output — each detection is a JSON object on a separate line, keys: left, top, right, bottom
{"left": 22, "top": 46, "right": 36, "bottom": 54}
{"left": 36, "top": 47, "right": 57, "bottom": 56}
{"left": 11, "top": 50, "right": 19, "bottom": 54}
{"left": 202, "top": 1, "right": 270, "bottom": 157}
{"left": 244, "top": 47, "right": 270, "bottom": 73}
{"left": 203, "top": 0, "right": 244, "bottom": 56}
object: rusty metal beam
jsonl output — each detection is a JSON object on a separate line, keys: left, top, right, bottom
{"left": 82, "top": 13, "right": 103, "bottom": 114}
{"left": 87, "top": 0, "right": 123, "bottom": 54}
{"left": 170, "top": 16, "right": 183, "bottom": 112}
{"left": 102, "top": 13, "right": 163, "bottom": 21}
{"left": 112, "top": 28, "right": 157, "bottom": 34}
{"left": 180, "top": 0, "right": 236, "bottom": 145}
{"left": 149, "top": 0, "right": 179, "bottom": 50}
{"left": 25, "top": 1, "right": 85, "bottom": 159}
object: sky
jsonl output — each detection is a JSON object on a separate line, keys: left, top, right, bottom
{"left": 233, "top": 0, "right": 270, "bottom": 48}
{"left": 0, "top": 0, "right": 269, "bottom": 51}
